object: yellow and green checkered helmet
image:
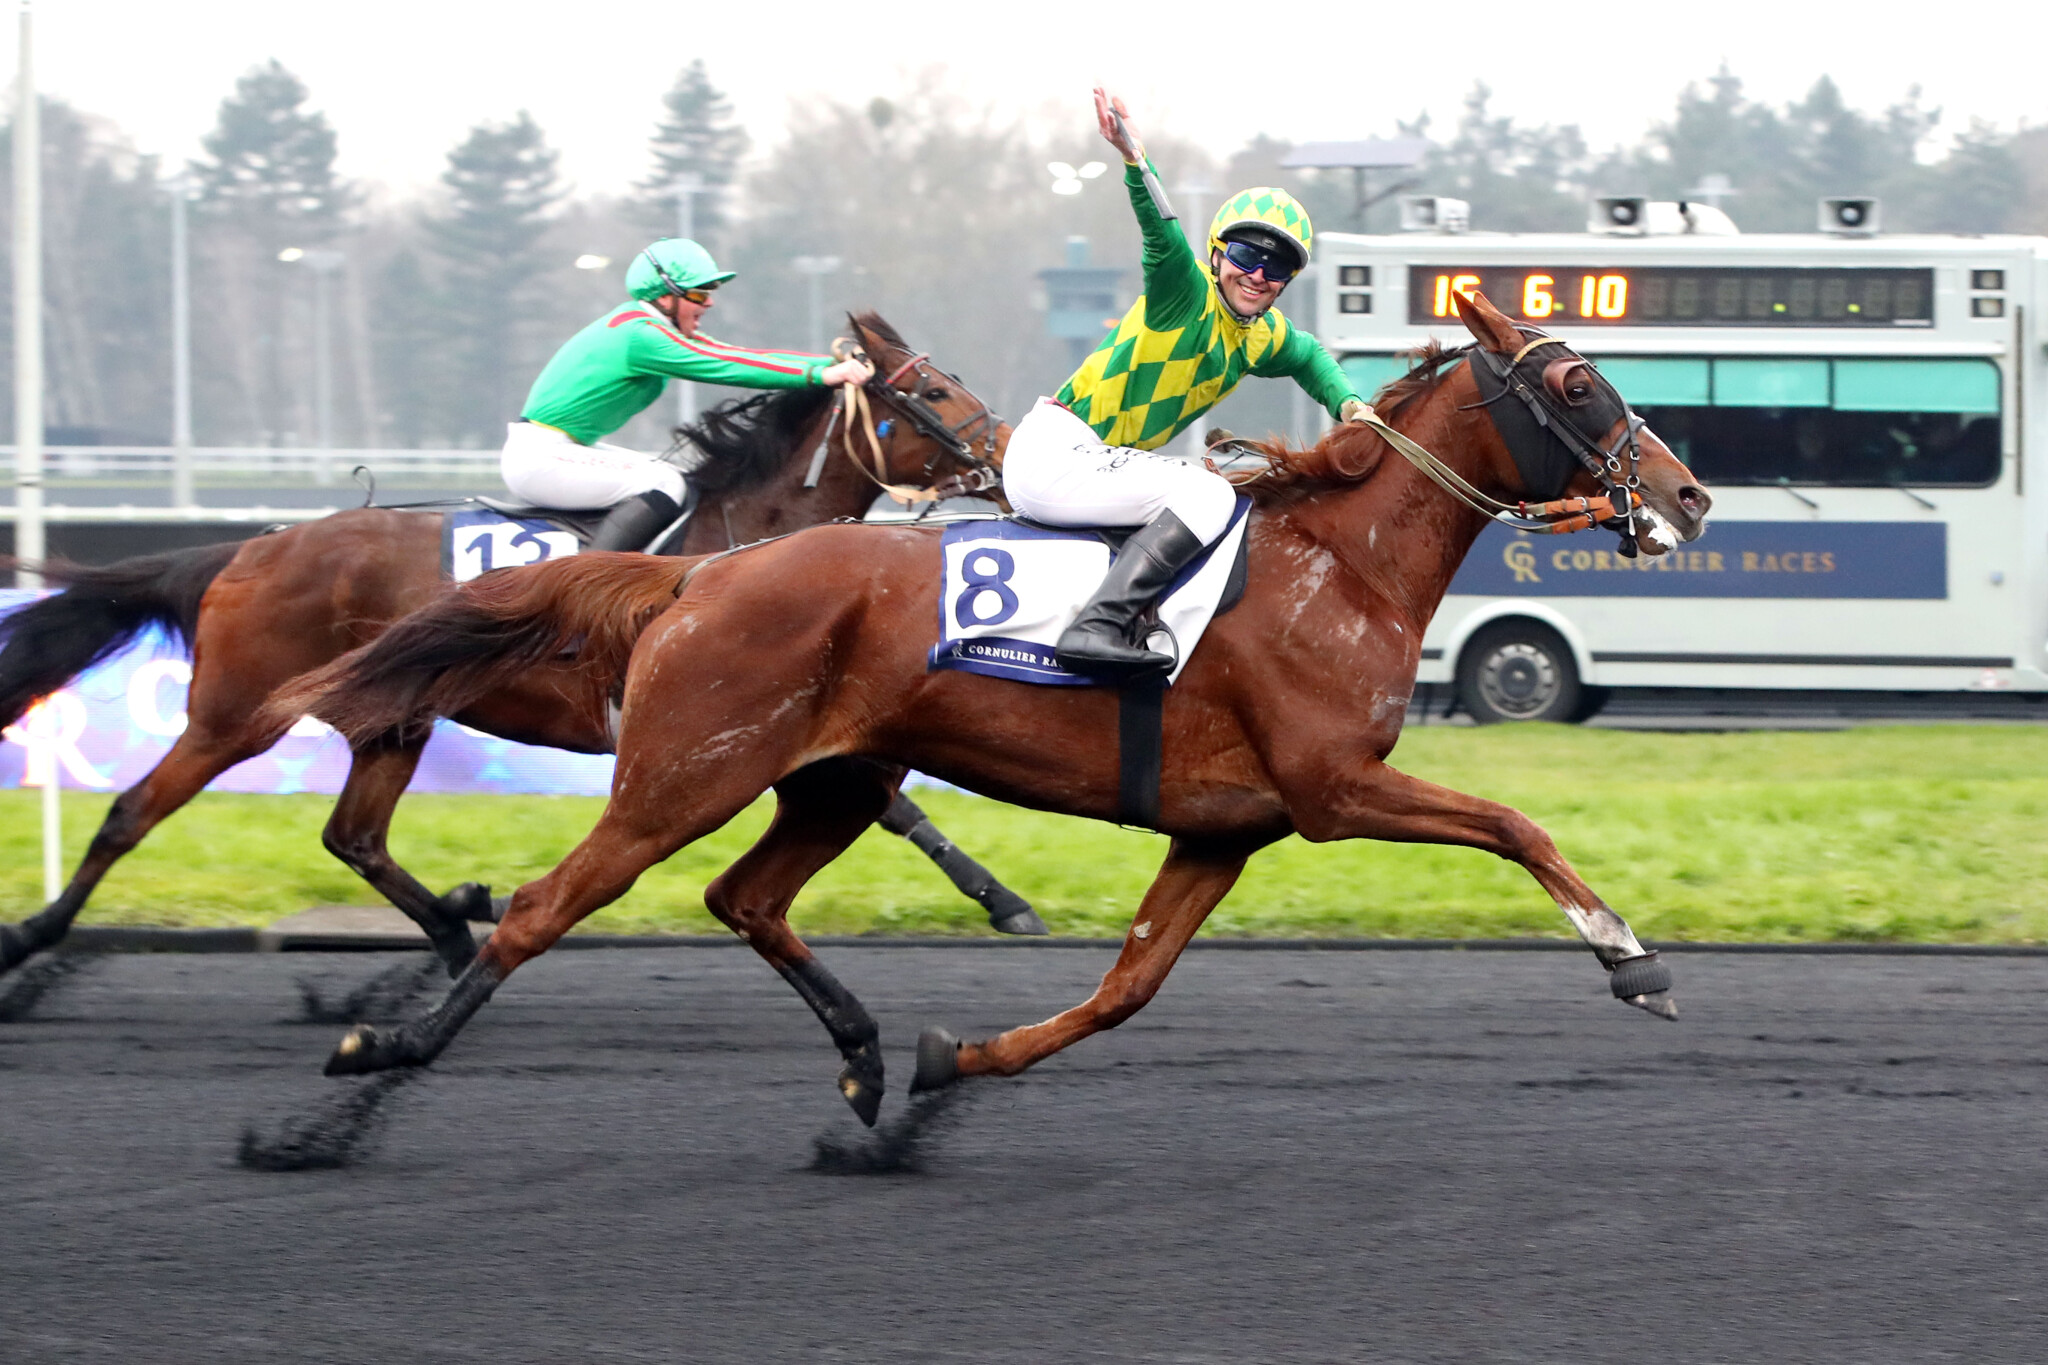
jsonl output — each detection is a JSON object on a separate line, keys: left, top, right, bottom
{"left": 1207, "top": 188, "right": 1313, "bottom": 275}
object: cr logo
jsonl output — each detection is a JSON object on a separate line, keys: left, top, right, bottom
{"left": 1503, "top": 539, "right": 1541, "bottom": 584}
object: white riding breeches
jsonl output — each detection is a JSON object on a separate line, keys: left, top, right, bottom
{"left": 1001, "top": 398, "right": 1238, "bottom": 544}
{"left": 500, "top": 421, "right": 687, "bottom": 510}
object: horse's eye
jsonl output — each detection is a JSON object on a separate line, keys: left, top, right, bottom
{"left": 923, "top": 387, "right": 949, "bottom": 402}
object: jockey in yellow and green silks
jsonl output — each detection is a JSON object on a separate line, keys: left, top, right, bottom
{"left": 1004, "top": 87, "right": 1377, "bottom": 679}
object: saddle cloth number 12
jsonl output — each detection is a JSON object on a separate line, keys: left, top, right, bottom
{"left": 452, "top": 520, "right": 581, "bottom": 584}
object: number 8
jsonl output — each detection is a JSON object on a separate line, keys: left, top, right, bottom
{"left": 954, "top": 547, "right": 1020, "bottom": 628}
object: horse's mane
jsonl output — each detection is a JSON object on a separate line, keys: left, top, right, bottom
{"left": 1230, "top": 340, "right": 1472, "bottom": 504}
{"left": 676, "top": 385, "right": 836, "bottom": 496}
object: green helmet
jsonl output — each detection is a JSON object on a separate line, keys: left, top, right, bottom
{"left": 1207, "top": 188, "right": 1314, "bottom": 275}
{"left": 625, "top": 238, "right": 736, "bottom": 302}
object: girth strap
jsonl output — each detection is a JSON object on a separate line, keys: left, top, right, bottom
{"left": 1117, "top": 682, "right": 1164, "bottom": 829}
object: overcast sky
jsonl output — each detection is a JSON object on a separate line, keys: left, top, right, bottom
{"left": 8, "top": 0, "right": 2042, "bottom": 198}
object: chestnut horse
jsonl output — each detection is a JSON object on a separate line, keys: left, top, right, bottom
{"left": 0, "top": 313, "right": 1040, "bottom": 981}
{"left": 296, "top": 291, "right": 1712, "bottom": 1125}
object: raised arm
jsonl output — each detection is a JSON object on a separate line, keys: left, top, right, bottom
{"left": 1093, "top": 87, "right": 1207, "bottom": 323}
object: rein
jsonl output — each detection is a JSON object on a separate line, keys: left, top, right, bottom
{"left": 1353, "top": 407, "right": 1642, "bottom": 536}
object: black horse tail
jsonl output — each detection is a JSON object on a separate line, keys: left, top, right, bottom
{"left": 0, "top": 543, "right": 242, "bottom": 728}
{"left": 268, "top": 552, "right": 693, "bottom": 746}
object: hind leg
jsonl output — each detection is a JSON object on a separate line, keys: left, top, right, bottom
{"left": 321, "top": 737, "right": 485, "bottom": 977}
{"left": 702, "top": 760, "right": 900, "bottom": 1124}
{"left": 323, "top": 737, "right": 788, "bottom": 1078}
{"left": 1, "top": 724, "right": 280, "bottom": 975}
{"left": 878, "top": 791, "right": 1047, "bottom": 936}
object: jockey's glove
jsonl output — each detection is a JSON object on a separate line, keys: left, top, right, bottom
{"left": 1340, "top": 398, "right": 1379, "bottom": 425}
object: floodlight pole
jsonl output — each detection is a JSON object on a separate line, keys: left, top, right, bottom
{"left": 170, "top": 177, "right": 194, "bottom": 507}
{"left": 673, "top": 172, "right": 704, "bottom": 427}
{"left": 791, "top": 255, "right": 842, "bottom": 355}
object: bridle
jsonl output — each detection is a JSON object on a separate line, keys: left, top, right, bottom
{"left": 1343, "top": 330, "right": 1650, "bottom": 552}
{"left": 1465, "top": 327, "right": 1647, "bottom": 555}
{"left": 805, "top": 340, "right": 1004, "bottom": 504}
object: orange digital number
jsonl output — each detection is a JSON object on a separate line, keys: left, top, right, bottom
{"left": 1432, "top": 274, "right": 1483, "bottom": 317}
{"left": 1596, "top": 274, "right": 1628, "bottom": 318}
{"left": 1521, "top": 274, "right": 1555, "bottom": 318}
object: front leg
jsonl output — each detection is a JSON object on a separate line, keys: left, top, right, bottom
{"left": 915, "top": 836, "right": 1262, "bottom": 1090}
{"left": 1290, "top": 758, "right": 1675, "bottom": 1019}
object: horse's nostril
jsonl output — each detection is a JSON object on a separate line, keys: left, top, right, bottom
{"left": 1677, "top": 485, "right": 1711, "bottom": 519}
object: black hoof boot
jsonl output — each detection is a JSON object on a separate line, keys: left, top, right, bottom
{"left": 325, "top": 958, "right": 503, "bottom": 1075}
{"left": 837, "top": 1041, "right": 885, "bottom": 1127}
{"left": 324, "top": 1024, "right": 420, "bottom": 1077}
{"left": 1610, "top": 952, "right": 1678, "bottom": 1020}
{"left": 440, "top": 882, "right": 497, "bottom": 923}
{"left": 912, "top": 1027, "right": 962, "bottom": 1093}
{"left": 983, "top": 886, "right": 1049, "bottom": 937}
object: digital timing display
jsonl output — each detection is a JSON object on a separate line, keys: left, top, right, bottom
{"left": 1406, "top": 266, "right": 1934, "bottom": 328}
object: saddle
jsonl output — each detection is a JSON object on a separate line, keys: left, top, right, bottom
{"left": 474, "top": 478, "right": 703, "bottom": 550}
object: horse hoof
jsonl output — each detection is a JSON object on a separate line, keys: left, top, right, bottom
{"left": 325, "top": 1024, "right": 406, "bottom": 1076}
{"left": 912, "top": 1027, "right": 961, "bottom": 1093}
{"left": 439, "top": 882, "right": 496, "bottom": 923}
{"left": 986, "top": 891, "right": 1050, "bottom": 937}
{"left": 1626, "top": 990, "right": 1679, "bottom": 1021}
{"left": 837, "top": 1066, "right": 885, "bottom": 1127}
{"left": 1609, "top": 952, "right": 1672, "bottom": 999}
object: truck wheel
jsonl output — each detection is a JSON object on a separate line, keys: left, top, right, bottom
{"left": 1456, "top": 622, "right": 1583, "bottom": 725}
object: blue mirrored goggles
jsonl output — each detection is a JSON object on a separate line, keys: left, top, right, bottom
{"left": 1220, "top": 238, "right": 1299, "bottom": 283}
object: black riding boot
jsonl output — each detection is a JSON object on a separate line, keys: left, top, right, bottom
{"left": 586, "top": 489, "right": 681, "bottom": 553}
{"left": 1055, "top": 510, "right": 1209, "bottom": 679}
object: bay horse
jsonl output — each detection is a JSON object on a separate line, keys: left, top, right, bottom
{"left": 0, "top": 313, "right": 1041, "bottom": 981}
{"left": 292, "top": 290, "right": 1712, "bottom": 1126}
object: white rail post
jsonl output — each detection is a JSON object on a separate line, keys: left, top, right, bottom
{"left": 13, "top": 1, "right": 57, "bottom": 899}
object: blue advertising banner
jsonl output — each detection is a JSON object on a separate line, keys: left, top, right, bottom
{"left": 1446, "top": 521, "right": 1946, "bottom": 599}
{"left": 0, "top": 590, "right": 615, "bottom": 796}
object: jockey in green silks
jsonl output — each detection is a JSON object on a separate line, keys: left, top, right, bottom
{"left": 504, "top": 238, "right": 875, "bottom": 552}
{"left": 1002, "top": 88, "right": 1379, "bottom": 678}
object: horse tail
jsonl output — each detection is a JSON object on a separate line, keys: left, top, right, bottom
{"left": 271, "top": 552, "right": 692, "bottom": 745}
{"left": 0, "top": 542, "right": 243, "bottom": 728}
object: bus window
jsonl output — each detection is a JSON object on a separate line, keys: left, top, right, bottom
{"left": 1339, "top": 354, "right": 1413, "bottom": 404}
{"left": 1599, "top": 356, "right": 2001, "bottom": 488}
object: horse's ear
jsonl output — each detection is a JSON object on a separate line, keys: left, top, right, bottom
{"left": 845, "top": 312, "right": 871, "bottom": 351}
{"left": 1454, "top": 289, "right": 1523, "bottom": 353}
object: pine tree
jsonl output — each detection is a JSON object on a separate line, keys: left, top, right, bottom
{"left": 192, "top": 60, "right": 348, "bottom": 249}
{"left": 426, "top": 111, "right": 567, "bottom": 444}
{"left": 634, "top": 61, "right": 749, "bottom": 247}
{"left": 189, "top": 61, "right": 351, "bottom": 443}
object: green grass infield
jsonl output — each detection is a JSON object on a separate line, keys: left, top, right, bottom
{"left": 6, "top": 724, "right": 2047, "bottom": 944}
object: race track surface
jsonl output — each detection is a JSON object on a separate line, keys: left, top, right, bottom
{"left": 3, "top": 945, "right": 2045, "bottom": 1363}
